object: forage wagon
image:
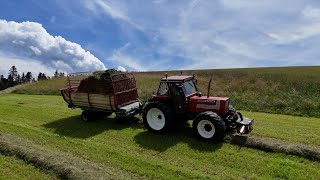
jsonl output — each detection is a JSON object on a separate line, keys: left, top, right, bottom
{"left": 61, "top": 70, "right": 253, "bottom": 142}
{"left": 60, "top": 70, "right": 140, "bottom": 121}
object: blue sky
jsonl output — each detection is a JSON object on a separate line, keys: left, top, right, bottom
{"left": 1, "top": 0, "right": 320, "bottom": 76}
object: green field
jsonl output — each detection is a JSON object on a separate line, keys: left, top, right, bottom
{"left": 13, "top": 66, "right": 320, "bottom": 118}
{"left": 0, "top": 94, "right": 319, "bottom": 179}
{"left": 0, "top": 154, "right": 57, "bottom": 180}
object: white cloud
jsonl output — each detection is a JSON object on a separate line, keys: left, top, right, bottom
{"left": 0, "top": 53, "right": 55, "bottom": 77}
{"left": 84, "top": 0, "right": 129, "bottom": 21}
{"left": 0, "top": 19, "right": 106, "bottom": 74}
{"left": 30, "top": 46, "right": 42, "bottom": 56}
{"left": 83, "top": 0, "right": 142, "bottom": 30}
{"left": 109, "top": 52, "right": 145, "bottom": 72}
{"left": 302, "top": 5, "right": 320, "bottom": 19}
{"left": 266, "top": 23, "right": 320, "bottom": 44}
{"left": 106, "top": 43, "right": 145, "bottom": 71}
{"left": 117, "top": 66, "right": 127, "bottom": 72}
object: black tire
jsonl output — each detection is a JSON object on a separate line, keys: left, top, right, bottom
{"left": 104, "top": 112, "right": 113, "bottom": 117}
{"left": 192, "top": 111, "right": 226, "bottom": 142}
{"left": 81, "top": 110, "right": 94, "bottom": 122}
{"left": 97, "top": 111, "right": 112, "bottom": 117}
{"left": 142, "top": 101, "right": 174, "bottom": 134}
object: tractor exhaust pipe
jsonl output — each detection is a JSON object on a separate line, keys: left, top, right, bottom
{"left": 207, "top": 78, "right": 212, "bottom": 98}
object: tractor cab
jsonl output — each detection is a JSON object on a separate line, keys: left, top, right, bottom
{"left": 152, "top": 76, "right": 198, "bottom": 113}
{"left": 152, "top": 75, "right": 230, "bottom": 116}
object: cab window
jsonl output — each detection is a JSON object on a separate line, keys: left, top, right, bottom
{"left": 182, "top": 80, "right": 197, "bottom": 96}
{"left": 158, "top": 82, "right": 169, "bottom": 96}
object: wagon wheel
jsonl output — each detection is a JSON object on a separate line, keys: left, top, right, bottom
{"left": 81, "top": 110, "right": 94, "bottom": 122}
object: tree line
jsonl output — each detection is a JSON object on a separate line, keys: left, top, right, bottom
{"left": 0, "top": 65, "right": 65, "bottom": 91}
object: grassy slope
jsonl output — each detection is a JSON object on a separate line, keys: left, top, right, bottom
{"left": 0, "top": 94, "right": 319, "bottom": 179}
{"left": 12, "top": 77, "right": 67, "bottom": 95}
{"left": 0, "top": 154, "right": 57, "bottom": 180}
{"left": 12, "top": 66, "right": 320, "bottom": 118}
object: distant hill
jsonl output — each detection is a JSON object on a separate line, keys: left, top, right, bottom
{"left": 11, "top": 66, "right": 320, "bottom": 118}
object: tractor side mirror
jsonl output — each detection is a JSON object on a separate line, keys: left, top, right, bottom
{"left": 193, "top": 74, "right": 197, "bottom": 84}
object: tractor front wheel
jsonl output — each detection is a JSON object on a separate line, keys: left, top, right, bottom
{"left": 142, "top": 101, "right": 174, "bottom": 134}
{"left": 193, "top": 111, "right": 226, "bottom": 142}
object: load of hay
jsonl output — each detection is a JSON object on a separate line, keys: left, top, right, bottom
{"left": 77, "top": 69, "right": 127, "bottom": 94}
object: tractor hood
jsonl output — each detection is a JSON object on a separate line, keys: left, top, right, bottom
{"left": 188, "top": 96, "right": 230, "bottom": 115}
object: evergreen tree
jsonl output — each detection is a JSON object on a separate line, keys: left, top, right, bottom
{"left": 59, "top": 72, "right": 64, "bottom": 77}
{"left": 54, "top": 70, "right": 59, "bottom": 78}
{"left": 25, "top": 72, "right": 32, "bottom": 82}
{"left": 37, "top": 72, "right": 48, "bottom": 81}
{"left": 38, "top": 72, "right": 42, "bottom": 81}
{"left": 42, "top": 73, "right": 47, "bottom": 80}
{"left": 7, "top": 74, "right": 12, "bottom": 86}
{"left": 8, "top": 65, "right": 18, "bottom": 84}
{"left": 0, "top": 75, "right": 9, "bottom": 89}
{"left": 17, "top": 74, "right": 21, "bottom": 84}
{"left": 21, "top": 73, "right": 26, "bottom": 83}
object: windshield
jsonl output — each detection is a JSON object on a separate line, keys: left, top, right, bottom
{"left": 182, "top": 80, "right": 197, "bottom": 96}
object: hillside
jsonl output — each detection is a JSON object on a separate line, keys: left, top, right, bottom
{"left": 12, "top": 66, "right": 320, "bottom": 118}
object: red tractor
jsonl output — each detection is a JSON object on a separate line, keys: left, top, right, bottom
{"left": 142, "top": 75, "right": 253, "bottom": 142}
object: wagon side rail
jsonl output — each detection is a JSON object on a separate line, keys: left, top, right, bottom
{"left": 66, "top": 72, "right": 93, "bottom": 89}
{"left": 110, "top": 73, "right": 138, "bottom": 108}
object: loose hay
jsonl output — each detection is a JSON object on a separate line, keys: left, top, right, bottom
{"left": 77, "top": 69, "right": 128, "bottom": 94}
{"left": 224, "top": 135, "right": 320, "bottom": 161}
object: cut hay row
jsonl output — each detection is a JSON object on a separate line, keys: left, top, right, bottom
{"left": 0, "top": 133, "right": 141, "bottom": 180}
{"left": 224, "top": 135, "right": 320, "bottom": 162}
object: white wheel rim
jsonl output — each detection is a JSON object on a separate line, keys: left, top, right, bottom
{"left": 146, "top": 108, "right": 165, "bottom": 130}
{"left": 197, "top": 120, "right": 215, "bottom": 138}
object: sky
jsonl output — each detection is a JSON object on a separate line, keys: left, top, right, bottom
{"left": 1, "top": 0, "right": 320, "bottom": 76}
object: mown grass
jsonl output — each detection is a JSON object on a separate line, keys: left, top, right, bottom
{"left": 0, "top": 94, "right": 319, "bottom": 179}
{"left": 0, "top": 154, "right": 57, "bottom": 180}
{"left": 11, "top": 66, "right": 320, "bottom": 118}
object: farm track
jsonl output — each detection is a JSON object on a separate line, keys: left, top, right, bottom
{"left": 0, "top": 133, "right": 142, "bottom": 180}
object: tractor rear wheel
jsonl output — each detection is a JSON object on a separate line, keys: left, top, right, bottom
{"left": 142, "top": 101, "right": 174, "bottom": 134}
{"left": 193, "top": 111, "right": 226, "bottom": 142}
